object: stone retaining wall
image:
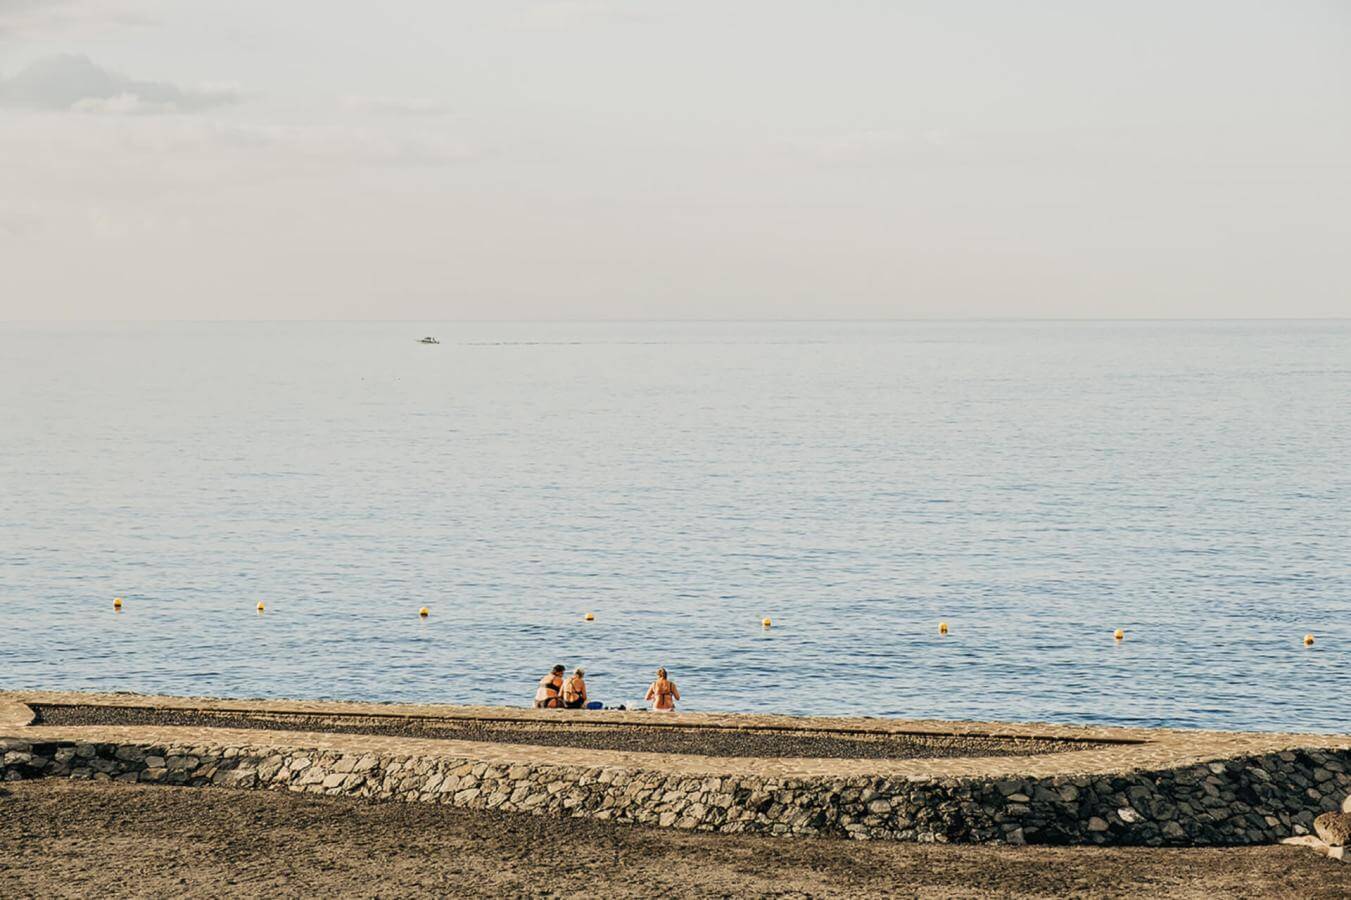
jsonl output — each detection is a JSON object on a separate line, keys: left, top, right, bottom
{"left": 3, "top": 736, "right": 1348, "bottom": 846}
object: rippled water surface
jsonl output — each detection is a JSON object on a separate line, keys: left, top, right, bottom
{"left": 2, "top": 321, "right": 1347, "bottom": 732}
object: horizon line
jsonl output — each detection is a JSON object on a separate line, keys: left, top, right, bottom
{"left": 3, "top": 316, "right": 1350, "bottom": 325}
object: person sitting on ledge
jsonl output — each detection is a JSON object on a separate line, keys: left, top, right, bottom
{"left": 645, "top": 667, "right": 680, "bottom": 712}
{"left": 534, "top": 664, "right": 565, "bottom": 708}
{"left": 562, "top": 667, "right": 588, "bottom": 709}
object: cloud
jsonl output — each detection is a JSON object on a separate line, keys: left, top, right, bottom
{"left": 0, "top": 0, "right": 73, "bottom": 25}
{"left": 105, "top": 117, "right": 482, "bottom": 167}
{"left": 0, "top": 208, "right": 42, "bottom": 237}
{"left": 0, "top": 54, "right": 239, "bottom": 113}
{"left": 70, "top": 92, "right": 176, "bottom": 115}
{"left": 0, "top": 0, "right": 154, "bottom": 35}
{"left": 85, "top": 205, "right": 156, "bottom": 239}
{"left": 340, "top": 94, "right": 452, "bottom": 117}
{"left": 515, "top": 0, "right": 654, "bottom": 31}
{"left": 0, "top": 0, "right": 59, "bottom": 12}
{"left": 214, "top": 121, "right": 481, "bottom": 167}
{"left": 1, "top": 108, "right": 483, "bottom": 173}
{"left": 791, "top": 127, "right": 958, "bottom": 166}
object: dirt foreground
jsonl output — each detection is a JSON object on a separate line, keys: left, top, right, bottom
{"left": 1, "top": 781, "right": 1347, "bottom": 899}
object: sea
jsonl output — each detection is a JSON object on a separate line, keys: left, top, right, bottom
{"left": 1, "top": 320, "right": 1347, "bottom": 732}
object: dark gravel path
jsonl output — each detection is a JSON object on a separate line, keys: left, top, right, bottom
{"left": 31, "top": 704, "right": 1104, "bottom": 760}
{"left": 5, "top": 780, "right": 1348, "bottom": 899}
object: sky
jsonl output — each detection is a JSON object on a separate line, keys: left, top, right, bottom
{"left": 1, "top": 0, "right": 1348, "bottom": 320}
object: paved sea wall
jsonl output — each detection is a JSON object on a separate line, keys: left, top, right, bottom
{"left": 3, "top": 736, "right": 1348, "bottom": 846}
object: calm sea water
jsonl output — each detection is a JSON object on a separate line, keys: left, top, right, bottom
{"left": 1, "top": 321, "right": 1347, "bottom": 732}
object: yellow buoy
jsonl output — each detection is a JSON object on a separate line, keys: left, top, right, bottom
{"left": 938, "top": 621, "right": 948, "bottom": 635}
{"left": 113, "top": 597, "right": 123, "bottom": 610}
{"left": 762, "top": 617, "right": 772, "bottom": 628}
{"left": 1114, "top": 629, "right": 1125, "bottom": 641}
{"left": 257, "top": 602, "right": 265, "bottom": 613}
{"left": 585, "top": 612, "right": 595, "bottom": 621}
{"left": 1304, "top": 634, "right": 1315, "bottom": 646}
{"left": 419, "top": 607, "right": 430, "bottom": 618}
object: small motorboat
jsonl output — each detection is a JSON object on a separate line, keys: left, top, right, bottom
{"left": 418, "top": 336, "right": 440, "bottom": 344}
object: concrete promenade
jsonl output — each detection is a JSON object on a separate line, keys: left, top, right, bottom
{"left": 3, "top": 691, "right": 1349, "bottom": 846}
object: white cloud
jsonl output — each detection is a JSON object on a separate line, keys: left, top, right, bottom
{"left": 226, "top": 122, "right": 480, "bottom": 167}
{"left": 791, "top": 127, "right": 959, "bottom": 166}
{"left": 0, "top": 207, "right": 42, "bottom": 237}
{"left": 515, "top": 0, "right": 654, "bottom": 31}
{"left": 103, "top": 117, "right": 482, "bottom": 167}
{"left": 341, "top": 94, "right": 452, "bottom": 117}
{"left": 0, "top": 0, "right": 155, "bottom": 36}
{"left": 1, "top": 107, "right": 482, "bottom": 174}
{"left": 86, "top": 205, "right": 156, "bottom": 239}
{"left": 0, "top": 54, "right": 240, "bottom": 114}
{"left": 71, "top": 91, "right": 174, "bottom": 115}
{"left": 0, "top": 0, "right": 73, "bottom": 26}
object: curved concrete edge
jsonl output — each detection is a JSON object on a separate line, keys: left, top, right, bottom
{"left": 1, "top": 689, "right": 1148, "bottom": 743}
{"left": 6, "top": 690, "right": 1349, "bottom": 783}
{"left": 0, "top": 700, "right": 35, "bottom": 730}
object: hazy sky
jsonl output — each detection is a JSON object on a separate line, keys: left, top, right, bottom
{"left": 1, "top": 1, "right": 1348, "bottom": 320}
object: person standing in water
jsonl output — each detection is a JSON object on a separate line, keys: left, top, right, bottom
{"left": 645, "top": 667, "right": 680, "bottom": 711}
{"left": 534, "top": 664, "right": 565, "bottom": 708}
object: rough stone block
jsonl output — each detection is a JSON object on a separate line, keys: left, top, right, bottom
{"left": 1315, "top": 813, "right": 1351, "bottom": 847}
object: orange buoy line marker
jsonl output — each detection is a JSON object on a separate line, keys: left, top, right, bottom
{"left": 938, "top": 621, "right": 948, "bottom": 635}
{"left": 762, "top": 617, "right": 772, "bottom": 628}
{"left": 113, "top": 597, "right": 123, "bottom": 610}
{"left": 257, "top": 601, "right": 266, "bottom": 613}
{"left": 1304, "top": 634, "right": 1315, "bottom": 647}
{"left": 419, "top": 607, "right": 430, "bottom": 618}
{"left": 1114, "top": 629, "right": 1125, "bottom": 641}
{"left": 585, "top": 612, "right": 595, "bottom": 621}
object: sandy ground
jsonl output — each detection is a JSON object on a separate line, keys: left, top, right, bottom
{"left": 1, "top": 781, "right": 1347, "bottom": 899}
{"left": 30, "top": 704, "right": 1100, "bottom": 761}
